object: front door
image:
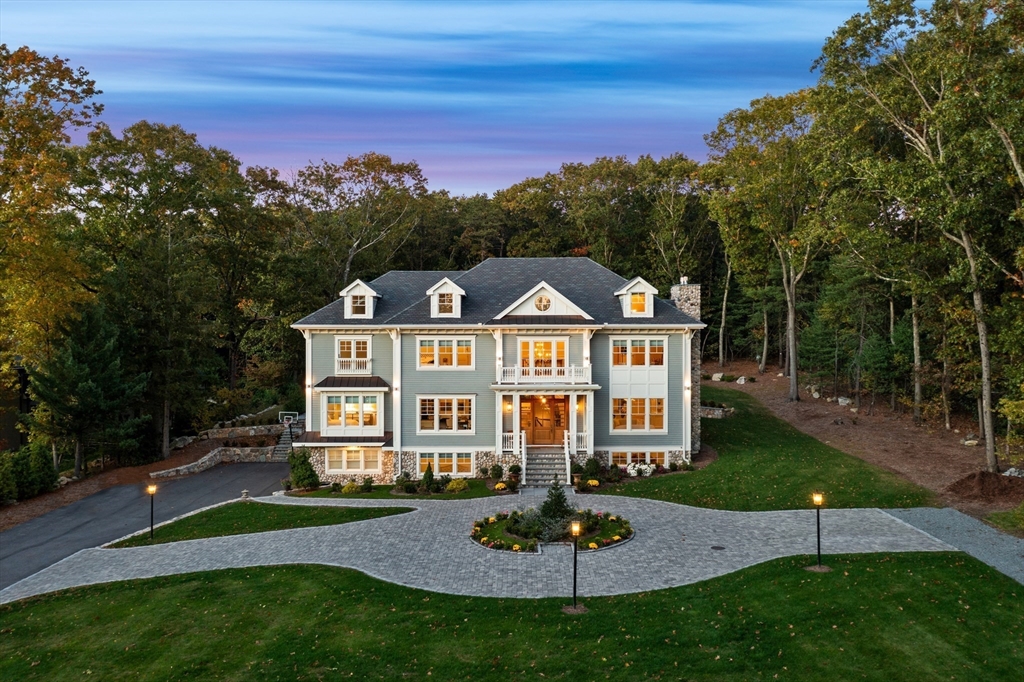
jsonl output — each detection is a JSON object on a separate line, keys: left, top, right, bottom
{"left": 521, "top": 396, "right": 565, "bottom": 445}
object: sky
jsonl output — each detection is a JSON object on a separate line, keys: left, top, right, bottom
{"left": 2, "top": 0, "right": 868, "bottom": 195}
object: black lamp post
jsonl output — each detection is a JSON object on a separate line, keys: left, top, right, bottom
{"left": 812, "top": 492, "right": 824, "bottom": 567}
{"left": 571, "top": 521, "right": 581, "bottom": 608}
{"left": 147, "top": 484, "right": 157, "bottom": 539}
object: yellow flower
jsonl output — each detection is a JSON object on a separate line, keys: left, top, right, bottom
{"left": 587, "top": 479, "right": 600, "bottom": 487}
{"left": 480, "top": 537, "right": 488, "bottom": 543}
{"left": 588, "top": 542, "right": 599, "bottom": 550}
{"left": 489, "top": 515, "right": 497, "bottom": 522}
{"left": 513, "top": 544, "right": 521, "bottom": 552}
{"left": 608, "top": 515, "right": 617, "bottom": 521}
{"left": 494, "top": 482, "right": 507, "bottom": 491}
{"left": 612, "top": 535, "right": 621, "bottom": 542}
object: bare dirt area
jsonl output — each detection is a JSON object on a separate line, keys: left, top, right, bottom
{"left": 711, "top": 360, "right": 1016, "bottom": 518}
{"left": 0, "top": 435, "right": 271, "bottom": 532}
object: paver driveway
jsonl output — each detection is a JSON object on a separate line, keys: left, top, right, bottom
{"left": 0, "top": 491, "right": 951, "bottom": 604}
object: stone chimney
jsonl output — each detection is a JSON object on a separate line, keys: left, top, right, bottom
{"left": 670, "top": 276, "right": 701, "bottom": 321}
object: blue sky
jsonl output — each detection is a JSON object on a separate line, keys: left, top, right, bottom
{"left": 2, "top": 0, "right": 867, "bottom": 195}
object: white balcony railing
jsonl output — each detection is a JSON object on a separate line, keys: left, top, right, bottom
{"left": 501, "top": 431, "right": 519, "bottom": 453}
{"left": 336, "top": 358, "right": 372, "bottom": 375}
{"left": 575, "top": 432, "right": 590, "bottom": 453}
{"left": 497, "top": 365, "right": 591, "bottom": 385}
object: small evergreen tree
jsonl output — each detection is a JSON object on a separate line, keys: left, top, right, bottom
{"left": 421, "top": 463, "right": 434, "bottom": 492}
{"left": 540, "top": 485, "right": 572, "bottom": 520}
{"left": 288, "top": 450, "right": 320, "bottom": 490}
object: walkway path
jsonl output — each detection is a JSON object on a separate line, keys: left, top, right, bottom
{"left": 0, "top": 492, "right": 953, "bottom": 604}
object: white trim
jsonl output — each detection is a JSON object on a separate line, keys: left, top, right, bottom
{"left": 390, "top": 329, "right": 402, "bottom": 459}
{"left": 683, "top": 330, "right": 692, "bottom": 454}
{"left": 609, "top": 335, "right": 669, "bottom": 369}
{"left": 613, "top": 276, "right": 658, "bottom": 297}
{"left": 415, "top": 450, "right": 476, "bottom": 478}
{"left": 609, "top": 396, "right": 668, "bottom": 434}
{"left": 334, "top": 335, "right": 372, "bottom": 375}
{"left": 303, "top": 329, "right": 312, "bottom": 428}
{"left": 339, "top": 279, "right": 379, "bottom": 298}
{"left": 493, "top": 281, "right": 594, "bottom": 320}
{"left": 607, "top": 450, "right": 669, "bottom": 467}
{"left": 415, "top": 335, "right": 476, "bottom": 370}
{"left": 325, "top": 447, "right": 383, "bottom": 474}
{"left": 415, "top": 394, "right": 476, "bottom": 435}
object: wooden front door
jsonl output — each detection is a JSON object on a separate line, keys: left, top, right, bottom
{"left": 521, "top": 397, "right": 566, "bottom": 445}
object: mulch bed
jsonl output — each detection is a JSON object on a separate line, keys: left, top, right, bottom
{"left": 945, "top": 471, "right": 1024, "bottom": 505}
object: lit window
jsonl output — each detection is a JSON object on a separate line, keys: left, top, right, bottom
{"left": 362, "top": 396, "right": 377, "bottom": 426}
{"left": 326, "top": 448, "right": 381, "bottom": 472}
{"left": 438, "top": 453, "right": 454, "bottom": 473}
{"left": 345, "top": 396, "right": 360, "bottom": 426}
{"left": 418, "top": 397, "right": 474, "bottom": 432}
{"left": 351, "top": 295, "right": 366, "bottom": 315}
{"left": 419, "top": 453, "right": 473, "bottom": 477}
{"left": 438, "top": 292, "right": 454, "bottom": 314}
{"left": 612, "top": 340, "right": 628, "bottom": 366}
{"left": 631, "top": 398, "right": 646, "bottom": 429}
{"left": 535, "top": 295, "right": 551, "bottom": 311}
{"left": 631, "top": 340, "right": 646, "bottom": 366}
{"left": 457, "top": 453, "right": 472, "bottom": 473}
{"left": 419, "top": 340, "right": 435, "bottom": 367}
{"left": 325, "top": 393, "right": 382, "bottom": 433}
{"left": 649, "top": 452, "right": 665, "bottom": 466}
{"left": 418, "top": 337, "right": 473, "bottom": 369}
{"left": 612, "top": 398, "right": 627, "bottom": 430}
{"left": 612, "top": 452, "right": 628, "bottom": 466}
{"left": 420, "top": 452, "right": 433, "bottom": 473}
{"left": 327, "top": 396, "right": 342, "bottom": 426}
{"left": 630, "top": 292, "right": 646, "bottom": 314}
{"left": 438, "top": 340, "right": 453, "bottom": 367}
{"left": 649, "top": 340, "right": 664, "bottom": 366}
{"left": 649, "top": 398, "right": 664, "bottom": 430}
{"left": 337, "top": 337, "right": 371, "bottom": 373}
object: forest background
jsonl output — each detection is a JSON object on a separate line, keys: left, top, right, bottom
{"left": 1, "top": 0, "right": 1022, "bottom": 500}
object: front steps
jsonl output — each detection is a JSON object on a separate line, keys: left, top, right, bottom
{"left": 523, "top": 448, "right": 569, "bottom": 487}
{"left": 271, "top": 419, "right": 305, "bottom": 462}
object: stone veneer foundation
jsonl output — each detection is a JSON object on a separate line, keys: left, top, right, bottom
{"left": 301, "top": 447, "right": 396, "bottom": 485}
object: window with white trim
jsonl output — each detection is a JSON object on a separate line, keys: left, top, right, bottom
{"left": 336, "top": 336, "right": 371, "bottom": 374}
{"left": 418, "top": 396, "right": 474, "bottom": 433}
{"left": 612, "top": 397, "right": 666, "bottom": 432}
{"left": 418, "top": 337, "right": 474, "bottom": 369}
{"left": 419, "top": 452, "right": 473, "bottom": 476}
{"left": 326, "top": 448, "right": 381, "bottom": 473}
{"left": 323, "top": 392, "right": 384, "bottom": 436}
{"left": 611, "top": 338, "right": 666, "bottom": 367}
{"left": 610, "top": 451, "right": 665, "bottom": 467}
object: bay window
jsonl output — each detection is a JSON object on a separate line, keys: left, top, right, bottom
{"left": 323, "top": 392, "right": 384, "bottom": 436}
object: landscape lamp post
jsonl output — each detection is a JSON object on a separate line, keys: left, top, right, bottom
{"left": 571, "top": 521, "right": 581, "bottom": 608}
{"left": 147, "top": 484, "right": 157, "bottom": 539}
{"left": 812, "top": 492, "right": 824, "bottom": 567}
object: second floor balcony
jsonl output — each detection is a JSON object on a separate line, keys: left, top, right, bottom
{"left": 336, "top": 357, "right": 372, "bottom": 375}
{"left": 497, "top": 364, "right": 591, "bottom": 385}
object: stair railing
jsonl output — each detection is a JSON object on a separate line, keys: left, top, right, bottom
{"left": 563, "top": 431, "right": 571, "bottom": 485}
{"left": 520, "top": 430, "right": 528, "bottom": 483}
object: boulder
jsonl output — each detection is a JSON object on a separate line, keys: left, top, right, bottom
{"left": 777, "top": 372, "right": 785, "bottom": 377}
{"left": 837, "top": 397, "right": 852, "bottom": 406}
{"left": 711, "top": 373, "right": 724, "bottom": 382}
{"left": 963, "top": 439, "right": 979, "bottom": 447}
{"left": 736, "top": 376, "right": 746, "bottom": 384}
{"left": 812, "top": 391, "right": 821, "bottom": 399}
{"left": 170, "top": 435, "right": 196, "bottom": 450}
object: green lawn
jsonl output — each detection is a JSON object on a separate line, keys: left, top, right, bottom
{"left": 600, "top": 386, "right": 936, "bottom": 510}
{"left": 111, "top": 502, "right": 412, "bottom": 548}
{"left": 1, "top": 553, "right": 1019, "bottom": 681}
{"left": 987, "top": 502, "right": 1024, "bottom": 537}
{"left": 296, "top": 477, "right": 497, "bottom": 500}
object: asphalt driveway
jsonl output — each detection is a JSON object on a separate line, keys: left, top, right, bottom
{"left": 0, "top": 463, "right": 288, "bottom": 591}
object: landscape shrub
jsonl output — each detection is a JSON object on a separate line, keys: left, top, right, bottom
{"left": 570, "top": 462, "right": 584, "bottom": 475}
{"left": 445, "top": 478, "right": 469, "bottom": 493}
{"left": 489, "top": 464, "right": 503, "bottom": 480}
{"left": 287, "top": 450, "right": 320, "bottom": 490}
{"left": 438, "top": 474, "right": 452, "bottom": 490}
{"left": 5, "top": 443, "right": 58, "bottom": 501}
{"left": 330, "top": 482, "right": 342, "bottom": 493}
{"left": 669, "top": 461, "right": 679, "bottom": 472}
{"left": 505, "top": 478, "right": 519, "bottom": 492}
{"left": 342, "top": 481, "right": 360, "bottom": 494}
{"left": 360, "top": 477, "right": 374, "bottom": 493}
{"left": 420, "top": 464, "right": 434, "bottom": 493}
{"left": 403, "top": 481, "right": 418, "bottom": 494}
{"left": 583, "top": 457, "right": 602, "bottom": 478}
{"left": 539, "top": 485, "right": 572, "bottom": 520}
{"left": 508, "top": 464, "right": 522, "bottom": 475}
{"left": 0, "top": 453, "right": 17, "bottom": 504}
{"left": 478, "top": 466, "right": 489, "bottom": 478}
{"left": 606, "top": 464, "right": 622, "bottom": 483}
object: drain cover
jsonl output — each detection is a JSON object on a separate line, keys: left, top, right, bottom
{"left": 711, "top": 545, "right": 726, "bottom": 550}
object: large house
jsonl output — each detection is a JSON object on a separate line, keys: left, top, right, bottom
{"left": 290, "top": 257, "right": 704, "bottom": 486}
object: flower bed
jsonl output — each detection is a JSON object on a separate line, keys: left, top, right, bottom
{"left": 573, "top": 456, "right": 693, "bottom": 493}
{"left": 470, "top": 508, "right": 633, "bottom": 553}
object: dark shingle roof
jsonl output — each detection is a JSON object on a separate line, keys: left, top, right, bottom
{"left": 314, "top": 376, "right": 391, "bottom": 389}
{"left": 293, "top": 258, "right": 701, "bottom": 327}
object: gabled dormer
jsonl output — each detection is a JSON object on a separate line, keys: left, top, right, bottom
{"left": 339, "top": 280, "right": 379, "bottom": 320}
{"left": 615, "top": 277, "right": 658, "bottom": 318}
{"left": 494, "top": 281, "right": 593, "bottom": 320}
{"left": 426, "top": 277, "right": 465, "bottom": 318}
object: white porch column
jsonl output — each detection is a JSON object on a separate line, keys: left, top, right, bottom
{"left": 390, "top": 329, "right": 402, "bottom": 471}
{"left": 303, "top": 330, "right": 312, "bottom": 426}
{"left": 586, "top": 391, "right": 595, "bottom": 456}
{"left": 512, "top": 393, "right": 521, "bottom": 455}
{"left": 683, "top": 330, "right": 692, "bottom": 455}
{"left": 495, "top": 392, "right": 503, "bottom": 454}
{"left": 569, "top": 392, "right": 578, "bottom": 454}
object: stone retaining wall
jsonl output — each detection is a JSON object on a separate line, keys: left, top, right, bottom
{"left": 699, "top": 406, "right": 734, "bottom": 419}
{"left": 150, "top": 446, "right": 276, "bottom": 478}
{"left": 201, "top": 424, "right": 287, "bottom": 440}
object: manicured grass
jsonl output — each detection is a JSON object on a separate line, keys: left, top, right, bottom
{"left": 601, "top": 386, "right": 936, "bottom": 510}
{"left": 1, "top": 553, "right": 1019, "bottom": 681}
{"left": 297, "top": 477, "right": 497, "bottom": 500}
{"left": 111, "top": 502, "right": 412, "bottom": 548}
{"left": 987, "top": 502, "right": 1024, "bottom": 537}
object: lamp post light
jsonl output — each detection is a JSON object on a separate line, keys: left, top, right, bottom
{"left": 811, "top": 492, "right": 826, "bottom": 570}
{"left": 570, "top": 521, "right": 581, "bottom": 609}
{"left": 146, "top": 484, "right": 157, "bottom": 540}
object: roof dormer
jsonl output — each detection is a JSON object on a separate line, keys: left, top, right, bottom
{"left": 339, "top": 280, "right": 379, "bottom": 320}
{"left": 614, "top": 277, "right": 658, "bottom": 318}
{"left": 426, "top": 277, "right": 465, "bottom": 318}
